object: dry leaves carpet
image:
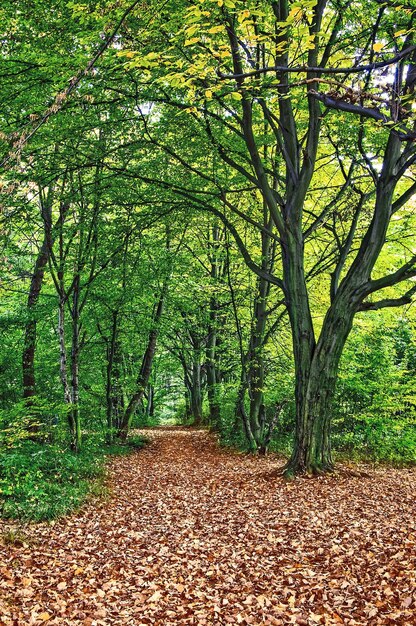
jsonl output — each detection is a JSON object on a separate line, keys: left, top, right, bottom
{"left": 0, "top": 427, "right": 415, "bottom": 626}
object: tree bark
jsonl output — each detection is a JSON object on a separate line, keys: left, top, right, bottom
{"left": 22, "top": 188, "right": 59, "bottom": 409}
{"left": 205, "top": 224, "right": 223, "bottom": 430}
{"left": 58, "top": 296, "right": 71, "bottom": 405}
{"left": 22, "top": 238, "right": 50, "bottom": 402}
{"left": 68, "top": 274, "right": 82, "bottom": 452}
{"left": 285, "top": 304, "right": 354, "bottom": 475}
{"left": 105, "top": 310, "right": 125, "bottom": 441}
{"left": 284, "top": 136, "right": 403, "bottom": 475}
{"left": 118, "top": 289, "right": 166, "bottom": 440}
{"left": 234, "top": 217, "right": 274, "bottom": 452}
{"left": 191, "top": 354, "right": 203, "bottom": 426}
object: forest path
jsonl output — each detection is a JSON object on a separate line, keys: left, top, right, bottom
{"left": 1, "top": 427, "right": 415, "bottom": 626}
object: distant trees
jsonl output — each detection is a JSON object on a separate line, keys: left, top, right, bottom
{"left": 0, "top": 0, "right": 415, "bottom": 470}
{"left": 111, "top": 0, "right": 416, "bottom": 473}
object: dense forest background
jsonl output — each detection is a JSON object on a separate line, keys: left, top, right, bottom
{"left": 0, "top": 0, "right": 415, "bottom": 519}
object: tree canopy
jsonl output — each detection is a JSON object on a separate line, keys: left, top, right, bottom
{"left": 0, "top": 0, "right": 415, "bottom": 477}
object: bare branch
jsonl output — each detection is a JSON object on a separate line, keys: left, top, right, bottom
{"left": 359, "top": 284, "right": 416, "bottom": 311}
{"left": 309, "top": 91, "right": 416, "bottom": 141}
{"left": 217, "top": 45, "right": 416, "bottom": 80}
{"left": 363, "top": 255, "right": 416, "bottom": 295}
{"left": 392, "top": 180, "right": 416, "bottom": 213}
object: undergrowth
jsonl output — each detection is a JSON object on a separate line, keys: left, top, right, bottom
{"left": 0, "top": 435, "right": 146, "bottom": 522}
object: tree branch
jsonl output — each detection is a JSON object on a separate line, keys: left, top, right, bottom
{"left": 359, "top": 284, "right": 416, "bottom": 311}
{"left": 217, "top": 45, "right": 416, "bottom": 80}
{"left": 309, "top": 91, "right": 416, "bottom": 141}
{"left": 363, "top": 255, "right": 416, "bottom": 295}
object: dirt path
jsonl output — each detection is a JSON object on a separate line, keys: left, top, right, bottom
{"left": 1, "top": 428, "right": 415, "bottom": 626}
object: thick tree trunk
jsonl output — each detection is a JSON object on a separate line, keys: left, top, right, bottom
{"left": 285, "top": 288, "right": 356, "bottom": 475}
{"left": 282, "top": 135, "right": 402, "bottom": 475}
{"left": 281, "top": 229, "right": 317, "bottom": 474}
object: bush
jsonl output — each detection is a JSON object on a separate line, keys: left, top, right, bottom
{"left": 0, "top": 434, "right": 147, "bottom": 522}
{"left": 332, "top": 416, "right": 416, "bottom": 465}
{"left": 0, "top": 398, "right": 70, "bottom": 447}
{"left": 331, "top": 319, "right": 416, "bottom": 465}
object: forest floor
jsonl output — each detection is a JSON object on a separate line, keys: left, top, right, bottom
{"left": 0, "top": 427, "right": 415, "bottom": 626}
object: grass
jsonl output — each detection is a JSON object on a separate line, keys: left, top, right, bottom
{"left": 0, "top": 434, "right": 147, "bottom": 522}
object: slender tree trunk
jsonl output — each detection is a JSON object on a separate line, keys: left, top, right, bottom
{"left": 23, "top": 187, "right": 68, "bottom": 409}
{"left": 247, "top": 270, "right": 269, "bottom": 448}
{"left": 191, "top": 355, "right": 203, "bottom": 426}
{"left": 235, "top": 293, "right": 268, "bottom": 452}
{"left": 206, "top": 224, "right": 223, "bottom": 430}
{"left": 206, "top": 319, "right": 220, "bottom": 429}
{"left": 68, "top": 275, "right": 82, "bottom": 452}
{"left": 145, "top": 383, "right": 154, "bottom": 418}
{"left": 233, "top": 371, "right": 257, "bottom": 449}
{"left": 58, "top": 296, "right": 71, "bottom": 405}
{"left": 105, "top": 310, "right": 122, "bottom": 442}
{"left": 118, "top": 290, "right": 166, "bottom": 440}
{"left": 234, "top": 220, "right": 273, "bottom": 451}
{"left": 181, "top": 365, "right": 193, "bottom": 422}
{"left": 22, "top": 238, "right": 50, "bottom": 404}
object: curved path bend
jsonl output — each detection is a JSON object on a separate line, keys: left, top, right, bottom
{"left": 1, "top": 427, "right": 415, "bottom": 625}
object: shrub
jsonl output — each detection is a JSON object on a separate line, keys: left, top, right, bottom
{"left": 0, "top": 434, "right": 147, "bottom": 522}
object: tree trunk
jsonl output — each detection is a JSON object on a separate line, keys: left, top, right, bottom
{"left": 233, "top": 372, "right": 257, "bottom": 449}
{"left": 282, "top": 135, "right": 402, "bottom": 476}
{"left": 68, "top": 275, "right": 82, "bottom": 452}
{"left": 182, "top": 369, "right": 193, "bottom": 422}
{"left": 206, "top": 224, "right": 223, "bottom": 430}
{"left": 234, "top": 220, "right": 273, "bottom": 452}
{"left": 191, "top": 355, "right": 203, "bottom": 426}
{"left": 22, "top": 238, "right": 49, "bottom": 402}
{"left": 23, "top": 190, "right": 69, "bottom": 410}
{"left": 247, "top": 270, "right": 269, "bottom": 448}
{"left": 285, "top": 290, "right": 356, "bottom": 475}
{"left": 58, "top": 296, "right": 71, "bottom": 405}
{"left": 145, "top": 383, "right": 154, "bottom": 418}
{"left": 118, "top": 290, "right": 165, "bottom": 440}
{"left": 281, "top": 227, "right": 317, "bottom": 474}
{"left": 105, "top": 310, "right": 125, "bottom": 442}
{"left": 206, "top": 320, "right": 220, "bottom": 430}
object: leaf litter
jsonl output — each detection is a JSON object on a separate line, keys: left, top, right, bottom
{"left": 0, "top": 428, "right": 415, "bottom": 625}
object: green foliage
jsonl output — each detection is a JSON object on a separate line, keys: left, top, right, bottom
{"left": 332, "top": 416, "right": 416, "bottom": 465}
{"left": 0, "top": 442, "right": 100, "bottom": 521}
{"left": 0, "top": 435, "right": 146, "bottom": 521}
{"left": 0, "top": 398, "right": 70, "bottom": 447}
{"left": 0, "top": 0, "right": 415, "bottom": 475}
{"left": 331, "top": 318, "right": 416, "bottom": 464}
{"left": 124, "top": 434, "right": 149, "bottom": 450}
